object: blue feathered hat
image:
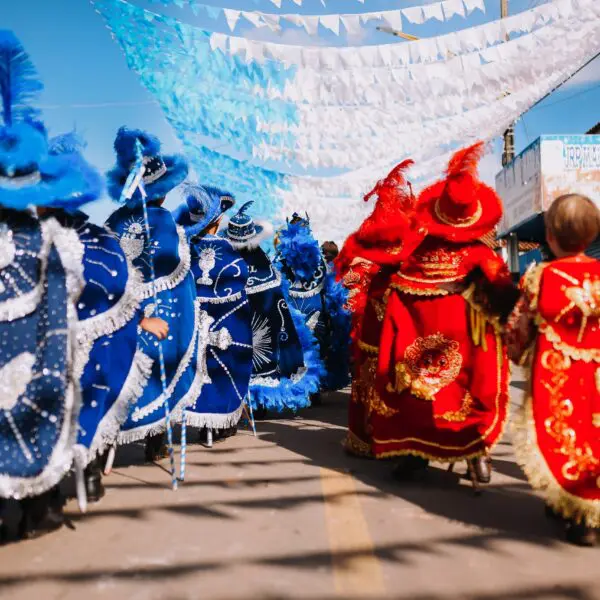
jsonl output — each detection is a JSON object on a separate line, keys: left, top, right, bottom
{"left": 0, "top": 31, "right": 101, "bottom": 210}
{"left": 220, "top": 200, "right": 273, "bottom": 249}
{"left": 173, "top": 183, "right": 235, "bottom": 238}
{"left": 106, "top": 127, "right": 188, "bottom": 204}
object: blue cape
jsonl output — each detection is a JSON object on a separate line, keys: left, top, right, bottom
{"left": 238, "top": 245, "right": 323, "bottom": 413}
{"left": 106, "top": 204, "right": 204, "bottom": 443}
{"left": 183, "top": 234, "right": 252, "bottom": 428}
{"left": 0, "top": 210, "right": 79, "bottom": 499}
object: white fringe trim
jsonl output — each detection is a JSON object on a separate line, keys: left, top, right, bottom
{"left": 84, "top": 349, "right": 154, "bottom": 464}
{"left": 76, "top": 259, "right": 144, "bottom": 345}
{"left": 184, "top": 403, "right": 244, "bottom": 430}
{"left": 246, "top": 266, "right": 282, "bottom": 296}
{"left": 139, "top": 226, "right": 191, "bottom": 301}
{"left": 196, "top": 291, "right": 243, "bottom": 304}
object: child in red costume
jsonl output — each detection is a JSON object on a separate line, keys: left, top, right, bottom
{"left": 336, "top": 160, "right": 424, "bottom": 456}
{"left": 508, "top": 194, "right": 600, "bottom": 547}
{"left": 373, "top": 143, "right": 516, "bottom": 483}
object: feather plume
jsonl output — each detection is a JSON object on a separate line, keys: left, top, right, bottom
{"left": 446, "top": 142, "right": 484, "bottom": 179}
{"left": 49, "top": 131, "right": 87, "bottom": 156}
{"left": 0, "top": 30, "right": 43, "bottom": 126}
{"left": 235, "top": 200, "right": 254, "bottom": 216}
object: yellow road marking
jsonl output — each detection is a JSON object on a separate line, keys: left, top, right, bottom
{"left": 320, "top": 467, "right": 385, "bottom": 597}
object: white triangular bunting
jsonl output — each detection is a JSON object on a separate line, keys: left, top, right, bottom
{"left": 223, "top": 9, "right": 241, "bottom": 32}
{"left": 320, "top": 14, "right": 341, "bottom": 36}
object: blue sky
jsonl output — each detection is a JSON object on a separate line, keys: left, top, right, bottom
{"left": 3, "top": 0, "right": 599, "bottom": 223}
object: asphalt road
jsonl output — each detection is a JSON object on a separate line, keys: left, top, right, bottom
{"left": 0, "top": 379, "right": 598, "bottom": 600}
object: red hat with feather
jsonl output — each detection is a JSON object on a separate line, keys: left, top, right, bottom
{"left": 336, "top": 159, "right": 426, "bottom": 275}
{"left": 417, "top": 142, "right": 503, "bottom": 244}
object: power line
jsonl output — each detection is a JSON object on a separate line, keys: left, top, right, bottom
{"left": 531, "top": 82, "right": 600, "bottom": 111}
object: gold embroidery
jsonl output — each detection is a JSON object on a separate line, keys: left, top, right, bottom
{"left": 419, "top": 248, "right": 463, "bottom": 277}
{"left": 550, "top": 267, "right": 580, "bottom": 286}
{"left": 355, "top": 357, "right": 398, "bottom": 418}
{"left": 342, "top": 268, "right": 361, "bottom": 288}
{"left": 388, "top": 333, "right": 462, "bottom": 401}
{"left": 593, "top": 414, "right": 600, "bottom": 428}
{"left": 554, "top": 275, "right": 600, "bottom": 343}
{"left": 522, "top": 262, "right": 546, "bottom": 310}
{"left": 343, "top": 431, "right": 372, "bottom": 457}
{"left": 540, "top": 322, "right": 600, "bottom": 363}
{"left": 357, "top": 340, "right": 379, "bottom": 355}
{"left": 390, "top": 282, "right": 449, "bottom": 297}
{"left": 395, "top": 272, "right": 462, "bottom": 284}
{"left": 434, "top": 198, "right": 482, "bottom": 228}
{"left": 541, "top": 349, "right": 599, "bottom": 482}
{"left": 370, "top": 297, "right": 387, "bottom": 321}
{"left": 436, "top": 392, "right": 473, "bottom": 423}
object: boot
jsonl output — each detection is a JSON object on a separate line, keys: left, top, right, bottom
{"left": 145, "top": 433, "right": 168, "bottom": 462}
{"left": 18, "top": 487, "right": 64, "bottom": 540}
{"left": 468, "top": 456, "right": 492, "bottom": 484}
{"left": 84, "top": 457, "right": 105, "bottom": 503}
{"left": 392, "top": 455, "right": 429, "bottom": 481}
{"left": 566, "top": 521, "right": 597, "bottom": 547}
{"left": 253, "top": 405, "right": 268, "bottom": 421}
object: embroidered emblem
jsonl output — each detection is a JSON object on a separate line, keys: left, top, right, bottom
{"left": 418, "top": 247, "right": 463, "bottom": 277}
{"left": 541, "top": 349, "right": 599, "bottom": 482}
{"left": 342, "top": 268, "right": 361, "bottom": 288}
{"left": 198, "top": 247, "right": 217, "bottom": 286}
{"left": 436, "top": 392, "right": 473, "bottom": 422}
{"left": 370, "top": 298, "right": 387, "bottom": 322}
{"left": 251, "top": 313, "right": 272, "bottom": 370}
{"left": 120, "top": 221, "right": 145, "bottom": 261}
{"left": 389, "top": 333, "right": 462, "bottom": 400}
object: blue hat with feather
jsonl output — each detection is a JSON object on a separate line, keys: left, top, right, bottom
{"left": 106, "top": 127, "right": 188, "bottom": 205}
{"left": 173, "top": 183, "right": 235, "bottom": 238}
{"left": 220, "top": 200, "right": 273, "bottom": 249}
{"left": 0, "top": 31, "right": 98, "bottom": 210}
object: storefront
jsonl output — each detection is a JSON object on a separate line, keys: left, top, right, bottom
{"left": 496, "top": 134, "right": 600, "bottom": 274}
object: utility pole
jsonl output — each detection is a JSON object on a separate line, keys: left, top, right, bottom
{"left": 501, "top": 0, "right": 515, "bottom": 166}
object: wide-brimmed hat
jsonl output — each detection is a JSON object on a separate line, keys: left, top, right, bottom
{"left": 106, "top": 127, "right": 188, "bottom": 204}
{"left": 416, "top": 142, "right": 503, "bottom": 244}
{"left": 0, "top": 32, "right": 101, "bottom": 211}
{"left": 173, "top": 183, "right": 235, "bottom": 238}
{"left": 220, "top": 201, "right": 273, "bottom": 249}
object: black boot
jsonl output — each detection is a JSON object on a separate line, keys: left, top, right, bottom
{"left": 145, "top": 433, "right": 168, "bottom": 462}
{"left": 18, "top": 487, "right": 64, "bottom": 540}
{"left": 392, "top": 455, "right": 429, "bottom": 481}
{"left": 84, "top": 457, "right": 105, "bottom": 503}
{"left": 467, "top": 456, "right": 492, "bottom": 484}
{"left": 566, "top": 520, "right": 597, "bottom": 547}
{"left": 253, "top": 405, "right": 268, "bottom": 421}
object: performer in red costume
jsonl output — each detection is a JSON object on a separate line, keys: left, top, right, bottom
{"left": 372, "top": 143, "right": 516, "bottom": 484}
{"left": 336, "top": 160, "right": 424, "bottom": 457}
{"left": 508, "top": 194, "right": 600, "bottom": 547}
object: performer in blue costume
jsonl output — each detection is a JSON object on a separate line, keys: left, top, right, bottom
{"left": 220, "top": 202, "right": 323, "bottom": 417}
{"left": 105, "top": 128, "right": 206, "bottom": 461}
{"left": 276, "top": 214, "right": 351, "bottom": 395}
{"left": 174, "top": 184, "right": 252, "bottom": 442}
{"left": 39, "top": 132, "right": 152, "bottom": 503}
{"left": 0, "top": 30, "right": 90, "bottom": 538}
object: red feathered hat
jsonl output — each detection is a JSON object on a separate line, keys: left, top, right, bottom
{"left": 417, "top": 142, "right": 503, "bottom": 244}
{"left": 336, "top": 159, "right": 426, "bottom": 276}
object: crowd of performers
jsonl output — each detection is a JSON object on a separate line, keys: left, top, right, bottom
{"left": 1, "top": 30, "right": 599, "bottom": 550}
{"left": 0, "top": 31, "right": 350, "bottom": 541}
{"left": 336, "top": 145, "right": 600, "bottom": 547}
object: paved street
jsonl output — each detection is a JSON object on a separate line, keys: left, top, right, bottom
{"left": 0, "top": 378, "right": 598, "bottom": 600}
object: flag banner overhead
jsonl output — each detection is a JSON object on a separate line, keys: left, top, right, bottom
{"left": 92, "top": 0, "right": 600, "bottom": 242}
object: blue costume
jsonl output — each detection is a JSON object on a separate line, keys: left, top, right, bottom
{"left": 276, "top": 215, "right": 351, "bottom": 392}
{"left": 174, "top": 185, "right": 252, "bottom": 431}
{"left": 221, "top": 203, "right": 323, "bottom": 414}
{"left": 0, "top": 31, "right": 92, "bottom": 505}
{"left": 44, "top": 135, "right": 151, "bottom": 477}
{"left": 105, "top": 128, "right": 207, "bottom": 445}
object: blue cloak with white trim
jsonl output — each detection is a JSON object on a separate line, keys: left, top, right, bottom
{"left": 183, "top": 234, "right": 252, "bottom": 429}
{"left": 106, "top": 204, "right": 206, "bottom": 443}
{"left": 276, "top": 222, "right": 351, "bottom": 392}
{"left": 0, "top": 210, "right": 79, "bottom": 499}
{"left": 237, "top": 244, "right": 322, "bottom": 413}
{"left": 50, "top": 211, "right": 152, "bottom": 465}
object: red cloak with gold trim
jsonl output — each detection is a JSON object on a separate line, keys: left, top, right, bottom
{"left": 370, "top": 238, "right": 512, "bottom": 461}
{"left": 510, "top": 257, "right": 600, "bottom": 528}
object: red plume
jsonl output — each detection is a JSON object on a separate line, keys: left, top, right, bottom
{"left": 446, "top": 142, "right": 484, "bottom": 179}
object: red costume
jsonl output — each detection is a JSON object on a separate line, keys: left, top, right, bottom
{"left": 509, "top": 257, "right": 600, "bottom": 528}
{"left": 336, "top": 160, "right": 423, "bottom": 457}
{"left": 371, "top": 143, "right": 514, "bottom": 464}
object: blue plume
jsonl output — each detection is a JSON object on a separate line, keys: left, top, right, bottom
{"left": 49, "top": 131, "right": 87, "bottom": 156}
{"left": 276, "top": 221, "right": 322, "bottom": 282}
{"left": 235, "top": 200, "right": 253, "bottom": 216}
{"left": 0, "top": 30, "right": 43, "bottom": 126}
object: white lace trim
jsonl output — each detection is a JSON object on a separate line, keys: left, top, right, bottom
{"left": 196, "top": 290, "right": 243, "bottom": 304}
{"left": 84, "top": 349, "right": 154, "bottom": 464}
{"left": 288, "top": 280, "right": 325, "bottom": 299}
{"left": 246, "top": 268, "right": 282, "bottom": 296}
{"left": 250, "top": 366, "right": 308, "bottom": 388}
{"left": 139, "top": 226, "right": 191, "bottom": 301}
{"left": 76, "top": 258, "right": 144, "bottom": 345}
{"left": 184, "top": 403, "right": 244, "bottom": 430}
